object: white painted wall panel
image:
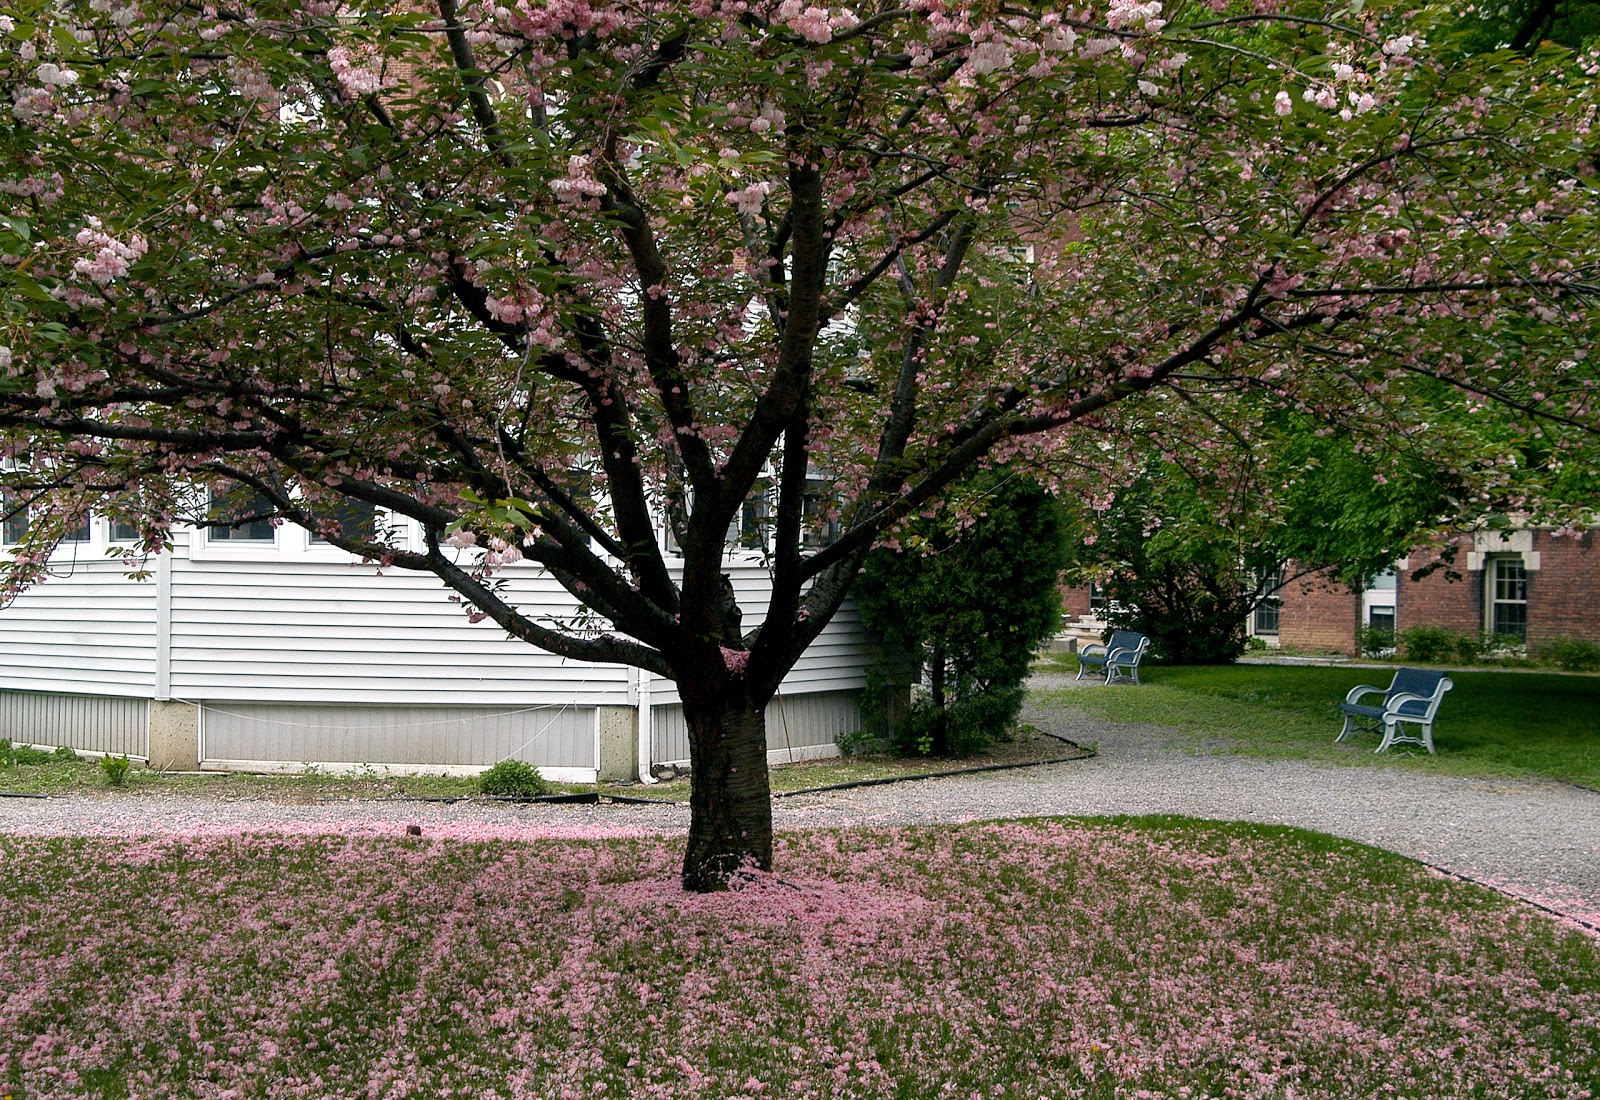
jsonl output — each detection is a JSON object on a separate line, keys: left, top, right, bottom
{"left": 651, "top": 689, "right": 860, "bottom": 768}
{"left": 0, "top": 563, "right": 158, "bottom": 694}
{"left": 200, "top": 702, "right": 596, "bottom": 770}
{"left": 0, "top": 690, "right": 150, "bottom": 758}
{"left": 0, "top": 540, "right": 872, "bottom": 731}
{"left": 168, "top": 558, "right": 633, "bottom": 705}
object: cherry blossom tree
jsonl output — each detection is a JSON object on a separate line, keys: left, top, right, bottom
{"left": 1, "top": 0, "right": 1596, "bottom": 888}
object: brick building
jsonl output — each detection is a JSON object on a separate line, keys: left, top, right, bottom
{"left": 1061, "top": 528, "right": 1600, "bottom": 657}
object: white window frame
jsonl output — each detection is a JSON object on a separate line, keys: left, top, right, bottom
{"left": 1485, "top": 555, "right": 1529, "bottom": 641}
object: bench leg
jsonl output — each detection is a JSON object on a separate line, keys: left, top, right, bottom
{"left": 1375, "top": 720, "right": 1434, "bottom": 754}
{"left": 1336, "top": 713, "right": 1359, "bottom": 743}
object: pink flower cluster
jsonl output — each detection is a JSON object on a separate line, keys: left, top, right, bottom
{"left": 327, "top": 45, "right": 385, "bottom": 98}
{"left": 72, "top": 217, "right": 148, "bottom": 285}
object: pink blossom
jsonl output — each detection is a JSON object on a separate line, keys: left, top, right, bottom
{"left": 1274, "top": 90, "right": 1294, "bottom": 117}
{"left": 328, "top": 45, "right": 385, "bottom": 97}
{"left": 726, "top": 181, "right": 773, "bottom": 218}
{"left": 72, "top": 217, "right": 148, "bottom": 285}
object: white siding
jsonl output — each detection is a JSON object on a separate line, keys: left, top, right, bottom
{"left": 167, "top": 558, "right": 633, "bottom": 705}
{"left": 0, "top": 538, "right": 872, "bottom": 775}
{"left": 0, "top": 690, "right": 149, "bottom": 758}
{"left": 0, "top": 561, "right": 158, "bottom": 694}
{"left": 651, "top": 689, "right": 859, "bottom": 768}
{"left": 200, "top": 701, "right": 595, "bottom": 770}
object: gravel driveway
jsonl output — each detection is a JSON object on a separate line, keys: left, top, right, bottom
{"left": 3, "top": 676, "right": 1597, "bottom": 932}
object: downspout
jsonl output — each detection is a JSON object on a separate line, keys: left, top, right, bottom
{"left": 636, "top": 667, "right": 657, "bottom": 784}
{"left": 155, "top": 543, "right": 172, "bottom": 701}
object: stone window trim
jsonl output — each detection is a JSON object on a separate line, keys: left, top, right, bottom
{"left": 1464, "top": 529, "right": 1540, "bottom": 573}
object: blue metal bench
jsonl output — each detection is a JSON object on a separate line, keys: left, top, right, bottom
{"left": 1337, "top": 667, "right": 1454, "bottom": 753}
{"left": 1076, "top": 630, "right": 1151, "bottom": 686}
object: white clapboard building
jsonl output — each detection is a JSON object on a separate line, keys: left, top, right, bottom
{"left": 0, "top": 515, "right": 867, "bottom": 781}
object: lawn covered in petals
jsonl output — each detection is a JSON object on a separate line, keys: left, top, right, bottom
{"left": 2, "top": 819, "right": 1596, "bottom": 1100}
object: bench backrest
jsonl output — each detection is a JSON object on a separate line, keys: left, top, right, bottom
{"left": 1389, "top": 667, "right": 1449, "bottom": 700}
{"left": 1107, "top": 631, "right": 1149, "bottom": 661}
{"left": 1388, "top": 667, "right": 1453, "bottom": 717}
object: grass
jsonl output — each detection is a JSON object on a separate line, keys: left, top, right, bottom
{"left": 0, "top": 728, "right": 1082, "bottom": 800}
{"left": 0, "top": 819, "right": 1594, "bottom": 1099}
{"left": 0, "top": 756, "right": 493, "bottom": 800}
{"left": 641, "top": 725, "right": 1082, "bottom": 798}
{"left": 1039, "top": 658, "right": 1600, "bottom": 787}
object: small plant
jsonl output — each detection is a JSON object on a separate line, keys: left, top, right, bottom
{"left": 835, "top": 728, "right": 888, "bottom": 757}
{"left": 478, "top": 759, "right": 548, "bottom": 798}
{"left": 1357, "top": 625, "right": 1395, "bottom": 658}
{"left": 101, "top": 754, "right": 133, "bottom": 787}
{"left": 1540, "top": 636, "right": 1600, "bottom": 673}
{"left": 0, "top": 739, "right": 10, "bottom": 768}
{"left": 53, "top": 745, "right": 79, "bottom": 762}
{"left": 10, "top": 744, "right": 55, "bottom": 766}
{"left": 1454, "top": 632, "right": 1487, "bottom": 663}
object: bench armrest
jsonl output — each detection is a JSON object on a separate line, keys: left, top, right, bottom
{"left": 1384, "top": 691, "right": 1438, "bottom": 717}
{"left": 1344, "top": 684, "right": 1385, "bottom": 705}
{"left": 1079, "top": 643, "right": 1108, "bottom": 658}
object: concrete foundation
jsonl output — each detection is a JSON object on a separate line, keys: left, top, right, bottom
{"left": 596, "top": 705, "right": 637, "bottom": 783}
{"left": 147, "top": 700, "right": 200, "bottom": 771}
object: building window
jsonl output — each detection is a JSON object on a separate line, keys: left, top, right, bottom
{"left": 1367, "top": 606, "right": 1396, "bottom": 638}
{"left": 1088, "top": 582, "right": 1109, "bottom": 617}
{"left": 1488, "top": 557, "right": 1528, "bottom": 642}
{"left": 109, "top": 520, "right": 142, "bottom": 542}
{"left": 208, "top": 487, "right": 277, "bottom": 542}
{"left": 1253, "top": 567, "right": 1286, "bottom": 636}
{"left": 61, "top": 516, "right": 90, "bottom": 542}
{"left": 1253, "top": 598, "right": 1281, "bottom": 636}
{"left": 800, "top": 477, "right": 840, "bottom": 550}
{"left": 1, "top": 493, "right": 27, "bottom": 544}
{"left": 311, "top": 499, "right": 378, "bottom": 544}
{"left": 737, "top": 485, "right": 771, "bottom": 551}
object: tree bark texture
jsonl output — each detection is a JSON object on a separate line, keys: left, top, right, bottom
{"left": 680, "top": 690, "right": 773, "bottom": 892}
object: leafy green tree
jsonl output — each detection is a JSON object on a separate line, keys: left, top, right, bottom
{"left": 1071, "top": 409, "right": 1471, "bottom": 663}
{"left": 1, "top": 0, "right": 1597, "bottom": 887}
{"left": 856, "top": 475, "right": 1069, "bottom": 755}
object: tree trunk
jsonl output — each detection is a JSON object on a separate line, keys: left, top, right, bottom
{"left": 681, "top": 688, "right": 773, "bottom": 892}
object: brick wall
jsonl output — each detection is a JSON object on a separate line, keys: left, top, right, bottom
{"left": 1277, "top": 569, "right": 1362, "bottom": 654}
{"left": 1527, "top": 529, "right": 1600, "bottom": 647}
{"left": 1061, "top": 584, "right": 1094, "bottom": 621}
{"left": 1397, "top": 542, "right": 1481, "bottom": 637}
{"left": 1395, "top": 531, "right": 1600, "bottom": 646}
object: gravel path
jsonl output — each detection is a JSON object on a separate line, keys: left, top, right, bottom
{"left": 3, "top": 675, "right": 1596, "bottom": 932}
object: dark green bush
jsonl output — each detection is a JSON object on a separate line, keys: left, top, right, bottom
{"left": 53, "top": 745, "right": 78, "bottom": 761}
{"left": 1540, "top": 636, "right": 1600, "bottom": 673}
{"left": 855, "top": 473, "right": 1070, "bottom": 757}
{"left": 892, "top": 687, "right": 1023, "bottom": 758}
{"left": 1400, "top": 626, "right": 1458, "bottom": 664}
{"left": 11, "top": 744, "right": 55, "bottom": 766}
{"left": 1454, "top": 632, "right": 1487, "bottom": 663}
{"left": 478, "top": 759, "right": 549, "bottom": 797}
